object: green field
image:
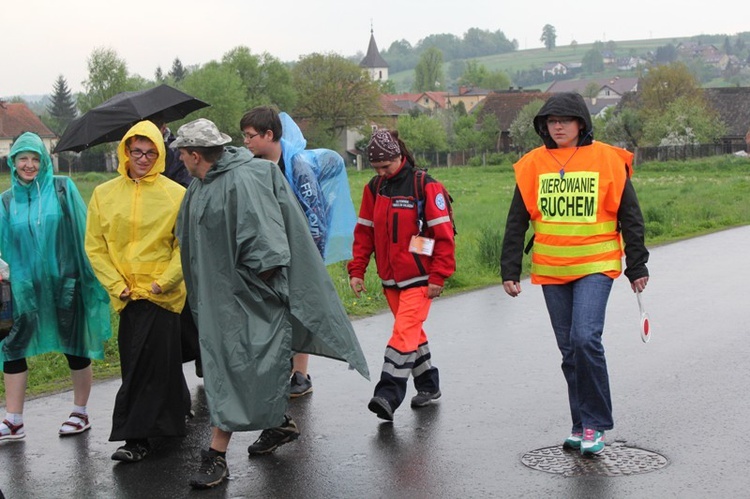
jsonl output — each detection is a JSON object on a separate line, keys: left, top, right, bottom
{"left": 1, "top": 154, "right": 749, "bottom": 399}
{"left": 478, "top": 38, "right": 678, "bottom": 73}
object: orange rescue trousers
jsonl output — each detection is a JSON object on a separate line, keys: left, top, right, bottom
{"left": 372, "top": 287, "right": 440, "bottom": 411}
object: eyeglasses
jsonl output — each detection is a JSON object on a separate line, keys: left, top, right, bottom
{"left": 241, "top": 131, "right": 260, "bottom": 140}
{"left": 129, "top": 149, "right": 159, "bottom": 160}
{"left": 546, "top": 117, "right": 576, "bottom": 126}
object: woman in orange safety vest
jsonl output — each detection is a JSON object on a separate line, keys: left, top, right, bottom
{"left": 500, "top": 92, "right": 649, "bottom": 456}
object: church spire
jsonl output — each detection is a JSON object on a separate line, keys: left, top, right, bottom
{"left": 359, "top": 26, "right": 389, "bottom": 69}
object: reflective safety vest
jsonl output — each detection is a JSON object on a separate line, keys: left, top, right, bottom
{"left": 514, "top": 141, "right": 633, "bottom": 285}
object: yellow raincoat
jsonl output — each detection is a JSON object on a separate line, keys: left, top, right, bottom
{"left": 85, "top": 121, "right": 186, "bottom": 313}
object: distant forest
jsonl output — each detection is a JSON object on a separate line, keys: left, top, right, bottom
{"left": 379, "top": 28, "right": 519, "bottom": 73}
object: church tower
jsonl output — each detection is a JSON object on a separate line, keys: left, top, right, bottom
{"left": 359, "top": 28, "right": 389, "bottom": 82}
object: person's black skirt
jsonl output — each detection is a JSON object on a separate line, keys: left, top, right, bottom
{"left": 110, "top": 300, "right": 190, "bottom": 441}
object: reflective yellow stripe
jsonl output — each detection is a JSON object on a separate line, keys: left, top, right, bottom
{"left": 532, "top": 259, "right": 621, "bottom": 277}
{"left": 534, "top": 240, "right": 622, "bottom": 258}
{"left": 532, "top": 220, "right": 617, "bottom": 236}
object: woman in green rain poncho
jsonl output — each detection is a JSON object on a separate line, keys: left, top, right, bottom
{"left": 0, "top": 132, "right": 112, "bottom": 441}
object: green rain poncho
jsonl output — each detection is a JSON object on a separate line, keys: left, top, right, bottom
{"left": 0, "top": 132, "right": 112, "bottom": 364}
{"left": 177, "top": 146, "right": 368, "bottom": 432}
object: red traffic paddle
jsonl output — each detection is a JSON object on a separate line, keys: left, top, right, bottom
{"left": 636, "top": 290, "right": 651, "bottom": 343}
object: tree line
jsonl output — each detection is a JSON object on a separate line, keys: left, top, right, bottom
{"left": 381, "top": 28, "right": 518, "bottom": 74}
{"left": 43, "top": 33, "right": 522, "bottom": 157}
{"left": 41, "top": 35, "right": 742, "bottom": 168}
{"left": 45, "top": 46, "right": 382, "bottom": 152}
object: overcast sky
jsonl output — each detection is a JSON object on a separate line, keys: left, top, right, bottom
{"left": 3, "top": 0, "right": 747, "bottom": 98}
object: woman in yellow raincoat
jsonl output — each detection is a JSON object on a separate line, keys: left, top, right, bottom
{"left": 85, "top": 121, "right": 190, "bottom": 463}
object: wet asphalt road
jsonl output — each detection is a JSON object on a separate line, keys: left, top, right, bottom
{"left": 1, "top": 226, "right": 750, "bottom": 498}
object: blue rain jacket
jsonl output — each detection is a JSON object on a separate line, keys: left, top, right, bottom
{"left": 279, "top": 112, "right": 356, "bottom": 264}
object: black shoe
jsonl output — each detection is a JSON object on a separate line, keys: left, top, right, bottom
{"left": 368, "top": 396, "right": 394, "bottom": 421}
{"left": 411, "top": 390, "right": 441, "bottom": 408}
{"left": 111, "top": 441, "right": 150, "bottom": 463}
{"left": 247, "top": 415, "right": 300, "bottom": 455}
{"left": 195, "top": 358, "right": 203, "bottom": 378}
{"left": 189, "top": 449, "right": 229, "bottom": 489}
{"left": 289, "top": 371, "right": 313, "bottom": 398}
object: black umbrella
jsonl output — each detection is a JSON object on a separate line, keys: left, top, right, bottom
{"left": 54, "top": 84, "right": 209, "bottom": 153}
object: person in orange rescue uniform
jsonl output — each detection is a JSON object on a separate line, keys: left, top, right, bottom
{"left": 348, "top": 129, "right": 455, "bottom": 421}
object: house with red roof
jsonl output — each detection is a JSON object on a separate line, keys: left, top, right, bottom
{"left": 446, "top": 86, "right": 493, "bottom": 113}
{"left": 380, "top": 92, "right": 449, "bottom": 113}
{"left": 338, "top": 91, "right": 450, "bottom": 167}
{"left": 545, "top": 76, "right": 638, "bottom": 98}
{"left": 0, "top": 101, "right": 57, "bottom": 167}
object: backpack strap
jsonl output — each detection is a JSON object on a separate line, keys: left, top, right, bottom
{"left": 368, "top": 175, "right": 386, "bottom": 198}
{"left": 2, "top": 177, "right": 68, "bottom": 214}
{"left": 1, "top": 191, "right": 10, "bottom": 214}
{"left": 53, "top": 176, "right": 68, "bottom": 213}
{"left": 414, "top": 169, "right": 426, "bottom": 202}
{"left": 414, "top": 169, "right": 428, "bottom": 235}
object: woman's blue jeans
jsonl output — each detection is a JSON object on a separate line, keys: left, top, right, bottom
{"left": 542, "top": 273, "right": 614, "bottom": 432}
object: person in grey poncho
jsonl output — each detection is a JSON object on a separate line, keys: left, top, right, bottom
{"left": 173, "top": 118, "right": 369, "bottom": 490}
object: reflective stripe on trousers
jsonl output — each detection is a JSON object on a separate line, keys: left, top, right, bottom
{"left": 373, "top": 287, "right": 440, "bottom": 410}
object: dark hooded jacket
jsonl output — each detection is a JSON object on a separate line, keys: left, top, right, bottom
{"left": 162, "top": 129, "right": 193, "bottom": 188}
{"left": 500, "top": 92, "right": 649, "bottom": 284}
{"left": 532, "top": 92, "right": 594, "bottom": 149}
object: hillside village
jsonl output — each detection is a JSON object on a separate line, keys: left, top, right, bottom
{"left": 357, "top": 33, "right": 750, "bottom": 157}
{"left": 3, "top": 31, "right": 750, "bottom": 169}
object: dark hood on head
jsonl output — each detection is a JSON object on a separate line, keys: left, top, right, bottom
{"left": 533, "top": 92, "right": 593, "bottom": 148}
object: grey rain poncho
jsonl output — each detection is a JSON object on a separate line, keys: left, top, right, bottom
{"left": 177, "top": 146, "right": 368, "bottom": 431}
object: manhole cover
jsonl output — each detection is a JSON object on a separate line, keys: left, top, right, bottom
{"left": 521, "top": 441, "right": 668, "bottom": 477}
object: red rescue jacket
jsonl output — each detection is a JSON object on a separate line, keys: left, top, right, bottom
{"left": 348, "top": 159, "right": 455, "bottom": 288}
